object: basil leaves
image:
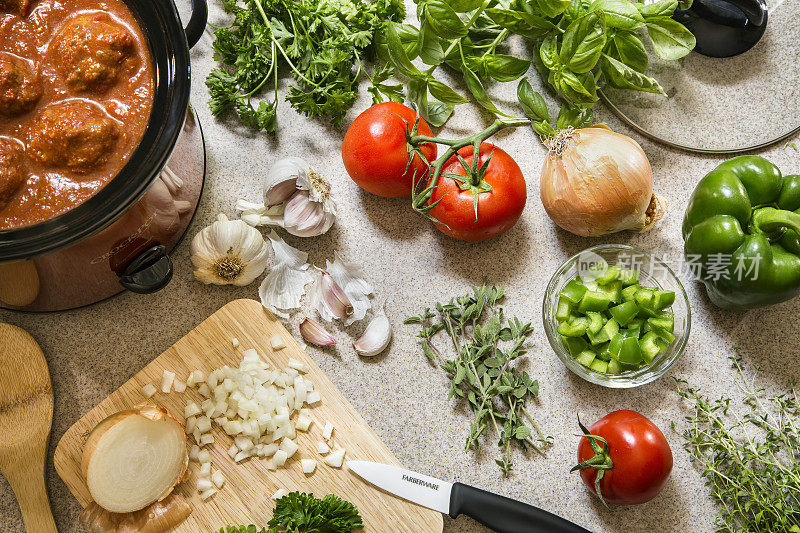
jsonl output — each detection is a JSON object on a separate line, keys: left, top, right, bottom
{"left": 375, "top": 0, "right": 695, "bottom": 128}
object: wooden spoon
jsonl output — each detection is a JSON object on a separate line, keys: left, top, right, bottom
{"left": 0, "top": 324, "right": 57, "bottom": 532}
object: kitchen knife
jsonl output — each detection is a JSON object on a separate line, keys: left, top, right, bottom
{"left": 347, "top": 461, "right": 591, "bottom": 533}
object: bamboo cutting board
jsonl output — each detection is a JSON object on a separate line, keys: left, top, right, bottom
{"left": 54, "top": 299, "right": 443, "bottom": 532}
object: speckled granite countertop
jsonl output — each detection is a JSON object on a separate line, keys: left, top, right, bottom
{"left": 2, "top": 1, "right": 799, "bottom": 531}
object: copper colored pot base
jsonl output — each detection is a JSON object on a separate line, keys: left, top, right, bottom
{"left": 0, "top": 110, "right": 205, "bottom": 312}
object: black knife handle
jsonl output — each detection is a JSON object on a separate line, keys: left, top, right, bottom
{"left": 449, "top": 482, "right": 592, "bottom": 533}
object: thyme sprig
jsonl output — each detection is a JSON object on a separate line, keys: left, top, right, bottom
{"left": 405, "top": 285, "right": 551, "bottom": 475}
{"left": 675, "top": 356, "right": 800, "bottom": 533}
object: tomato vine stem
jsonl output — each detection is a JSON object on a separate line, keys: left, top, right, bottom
{"left": 406, "top": 116, "right": 531, "bottom": 222}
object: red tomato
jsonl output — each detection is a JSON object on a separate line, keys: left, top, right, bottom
{"left": 576, "top": 410, "right": 672, "bottom": 505}
{"left": 341, "top": 102, "right": 437, "bottom": 198}
{"left": 427, "top": 143, "right": 526, "bottom": 241}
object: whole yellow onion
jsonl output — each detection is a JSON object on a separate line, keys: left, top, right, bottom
{"left": 540, "top": 125, "right": 665, "bottom": 237}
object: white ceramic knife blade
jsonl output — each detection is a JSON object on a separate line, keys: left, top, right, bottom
{"left": 346, "top": 460, "right": 452, "bottom": 514}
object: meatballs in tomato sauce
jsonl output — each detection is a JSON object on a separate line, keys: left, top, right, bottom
{"left": 0, "top": 138, "right": 26, "bottom": 209}
{"left": 53, "top": 13, "right": 136, "bottom": 93}
{"left": 0, "top": 0, "right": 30, "bottom": 16}
{"left": 0, "top": 54, "right": 41, "bottom": 116}
{"left": 26, "top": 100, "right": 119, "bottom": 171}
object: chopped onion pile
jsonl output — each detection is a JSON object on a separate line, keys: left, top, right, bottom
{"left": 142, "top": 337, "right": 347, "bottom": 500}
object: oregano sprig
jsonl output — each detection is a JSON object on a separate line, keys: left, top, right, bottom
{"left": 405, "top": 285, "right": 551, "bottom": 475}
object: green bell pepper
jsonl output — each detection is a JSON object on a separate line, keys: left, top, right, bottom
{"left": 683, "top": 155, "right": 800, "bottom": 310}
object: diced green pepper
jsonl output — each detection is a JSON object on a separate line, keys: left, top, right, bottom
{"left": 652, "top": 290, "right": 676, "bottom": 310}
{"left": 621, "top": 284, "right": 640, "bottom": 301}
{"left": 624, "top": 324, "right": 641, "bottom": 339}
{"left": 634, "top": 289, "right": 655, "bottom": 308}
{"left": 589, "top": 359, "right": 609, "bottom": 373}
{"left": 640, "top": 331, "right": 664, "bottom": 363}
{"left": 596, "top": 265, "right": 621, "bottom": 285}
{"left": 575, "top": 350, "right": 595, "bottom": 367}
{"left": 608, "top": 333, "right": 623, "bottom": 360}
{"left": 557, "top": 317, "right": 588, "bottom": 337}
{"left": 648, "top": 314, "right": 674, "bottom": 332}
{"left": 556, "top": 297, "right": 573, "bottom": 322}
{"left": 619, "top": 269, "right": 639, "bottom": 286}
{"left": 651, "top": 327, "right": 675, "bottom": 343}
{"left": 578, "top": 291, "right": 612, "bottom": 313}
{"left": 586, "top": 311, "right": 604, "bottom": 335}
{"left": 587, "top": 318, "right": 619, "bottom": 345}
{"left": 608, "top": 301, "right": 638, "bottom": 326}
{"left": 560, "top": 279, "right": 588, "bottom": 303}
{"left": 617, "top": 336, "right": 644, "bottom": 365}
{"left": 561, "top": 335, "right": 588, "bottom": 357}
{"left": 593, "top": 280, "right": 623, "bottom": 304}
{"left": 595, "top": 343, "right": 612, "bottom": 361}
{"left": 606, "top": 358, "right": 622, "bottom": 374}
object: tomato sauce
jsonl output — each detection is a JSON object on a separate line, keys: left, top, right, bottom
{"left": 0, "top": 0, "right": 153, "bottom": 230}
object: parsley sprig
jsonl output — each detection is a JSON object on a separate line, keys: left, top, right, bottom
{"left": 207, "top": 0, "right": 404, "bottom": 134}
{"left": 406, "top": 285, "right": 551, "bottom": 475}
{"left": 675, "top": 357, "right": 800, "bottom": 532}
{"left": 218, "top": 492, "right": 363, "bottom": 533}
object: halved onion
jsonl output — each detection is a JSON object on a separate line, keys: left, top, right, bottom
{"left": 78, "top": 493, "right": 191, "bottom": 533}
{"left": 81, "top": 405, "right": 188, "bottom": 513}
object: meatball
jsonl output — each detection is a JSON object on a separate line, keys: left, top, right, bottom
{"left": 0, "top": 138, "right": 26, "bottom": 209}
{"left": 0, "top": 54, "right": 41, "bottom": 117}
{"left": 0, "top": 0, "right": 30, "bottom": 17}
{"left": 53, "top": 13, "right": 136, "bottom": 93}
{"left": 26, "top": 100, "right": 119, "bottom": 171}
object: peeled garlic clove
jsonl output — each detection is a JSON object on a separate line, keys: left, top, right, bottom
{"left": 353, "top": 305, "right": 391, "bottom": 357}
{"left": 312, "top": 270, "right": 353, "bottom": 321}
{"left": 299, "top": 317, "right": 336, "bottom": 346}
{"left": 190, "top": 214, "right": 269, "bottom": 286}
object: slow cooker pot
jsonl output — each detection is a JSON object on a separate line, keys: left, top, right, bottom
{"left": 0, "top": 0, "right": 208, "bottom": 311}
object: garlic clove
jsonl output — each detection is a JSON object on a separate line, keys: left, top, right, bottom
{"left": 264, "top": 157, "right": 307, "bottom": 206}
{"left": 311, "top": 270, "right": 353, "bottom": 321}
{"left": 190, "top": 214, "right": 269, "bottom": 286}
{"left": 299, "top": 317, "right": 336, "bottom": 346}
{"left": 327, "top": 252, "right": 373, "bottom": 325}
{"left": 353, "top": 305, "right": 391, "bottom": 357}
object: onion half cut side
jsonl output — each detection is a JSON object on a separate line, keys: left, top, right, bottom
{"left": 81, "top": 405, "right": 188, "bottom": 513}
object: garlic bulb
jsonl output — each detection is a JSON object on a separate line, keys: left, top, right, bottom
{"left": 353, "top": 304, "right": 391, "bottom": 356}
{"left": 190, "top": 214, "right": 269, "bottom": 286}
{"left": 259, "top": 231, "right": 314, "bottom": 318}
{"left": 540, "top": 125, "right": 666, "bottom": 237}
{"left": 237, "top": 157, "right": 336, "bottom": 237}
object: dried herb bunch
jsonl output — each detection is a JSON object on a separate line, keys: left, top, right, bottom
{"left": 675, "top": 357, "right": 800, "bottom": 533}
{"left": 406, "top": 285, "right": 551, "bottom": 474}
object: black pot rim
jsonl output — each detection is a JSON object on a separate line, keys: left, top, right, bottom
{"left": 0, "top": 0, "right": 191, "bottom": 262}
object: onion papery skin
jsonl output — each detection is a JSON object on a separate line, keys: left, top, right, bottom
{"left": 81, "top": 405, "right": 188, "bottom": 514}
{"left": 540, "top": 126, "right": 654, "bottom": 237}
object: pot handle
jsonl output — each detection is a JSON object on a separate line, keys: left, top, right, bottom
{"left": 119, "top": 244, "right": 174, "bottom": 294}
{"left": 184, "top": 0, "right": 208, "bottom": 49}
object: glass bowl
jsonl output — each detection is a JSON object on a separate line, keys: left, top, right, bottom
{"left": 543, "top": 245, "right": 691, "bottom": 388}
